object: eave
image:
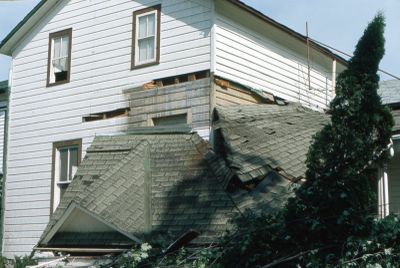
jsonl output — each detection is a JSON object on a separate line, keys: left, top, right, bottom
{"left": 0, "top": 0, "right": 55, "bottom": 56}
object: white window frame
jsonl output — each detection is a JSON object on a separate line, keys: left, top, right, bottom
{"left": 135, "top": 10, "right": 158, "bottom": 65}
{"left": 132, "top": 5, "right": 161, "bottom": 69}
{"left": 51, "top": 139, "right": 81, "bottom": 213}
{"left": 47, "top": 28, "right": 72, "bottom": 87}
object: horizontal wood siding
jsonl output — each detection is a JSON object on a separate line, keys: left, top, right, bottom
{"left": 125, "top": 78, "right": 211, "bottom": 139}
{"left": 0, "top": 110, "right": 5, "bottom": 174}
{"left": 4, "top": 0, "right": 212, "bottom": 257}
{"left": 214, "top": 1, "right": 335, "bottom": 111}
{"left": 214, "top": 83, "right": 264, "bottom": 106}
{"left": 388, "top": 152, "right": 400, "bottom": 214}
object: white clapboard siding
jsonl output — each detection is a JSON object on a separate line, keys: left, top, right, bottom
{"left": 0, "top": 110, "right": 5, "bottom": 174}
{"left": 214, "top": 1, "right": 335, "bottom": 111}
{"left": 4, "top": 0, "right": 212, "bottom": 257}
{"left": 388, "top": 153, "right": 400, "bottom": 214}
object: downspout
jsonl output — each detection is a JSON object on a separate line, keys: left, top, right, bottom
{"left": 377, "top": 139, "right": 395, "bottom": 218}
{"left": 0, "top": 63, "right": 11, "bottom": 253}
{"left": 332, "top": 59, "right": 337, "bottom": 95}
{"left": 378, "top": 167, "right": 390, "bottom": 218}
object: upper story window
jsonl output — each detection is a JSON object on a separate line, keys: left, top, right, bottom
{"left": 51, "top": 139, "right": 81, "bottom": 212}
{"left": 47, "top": 28, "right": 72, "bottom": 87}
{"left": 131, "top": 5, "right": 161, "bottom": 69}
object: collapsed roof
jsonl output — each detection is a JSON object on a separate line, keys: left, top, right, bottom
{"left": 213, "top": 104, "right": 330, "bottom": 182}
{"left": 37, "top": 103, "right": 330, "bottom": 251}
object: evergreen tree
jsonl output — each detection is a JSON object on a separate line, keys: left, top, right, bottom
{"left": 285, "top": 13, "right": 394, "bottom": 248}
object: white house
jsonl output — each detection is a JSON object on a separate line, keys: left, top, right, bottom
{"left": 0, "top": 0, "right": 347, "bottom": 257}
{"left": 377, "top": 80, "right": 400, "bottom": 217}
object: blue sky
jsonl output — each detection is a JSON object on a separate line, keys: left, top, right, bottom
{"left": 0, "top": 0, "right": 399, "bottom": 81}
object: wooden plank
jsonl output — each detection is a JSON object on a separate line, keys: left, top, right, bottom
{"left": 215, "top": 85, "right": 261, "bottom": 103}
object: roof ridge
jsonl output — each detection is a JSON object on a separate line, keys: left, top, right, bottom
{"left": 79, "top": 142, "right": 147, "bottom": 203}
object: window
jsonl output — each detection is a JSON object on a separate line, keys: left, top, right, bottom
{"left": 47, "top": 28, "right": 72, "bottom": 86}
{"left": 51, "top": 139, "right": 82, "bottom": 212}
{"left": 131, "top": 5, "right": 161, "bottom": 69}
{"left": 152, "top": 113, "right": 188, "bottom": 126}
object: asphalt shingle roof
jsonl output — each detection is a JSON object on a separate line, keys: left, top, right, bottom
{"left": 39, "top": 132, "right": 240, "bottom": 247}
{"left": 379, "top": 80, "right": 400, "bottom": 105}
{"left": 378, "top": 80, "right": 400, "bottom": 134}
{"left": 214, "top": 104, "right": 330, "bottom": 182}
{"left": 39, "top": 128, "right": 297, "bottom": 248}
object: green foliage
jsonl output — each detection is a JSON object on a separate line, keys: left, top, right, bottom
{"left": 0, "top": 256, "right": 9, "bottom": 268}
{"left": 0, "top": 254, "right": 37, "bottom": 268}
{"left": 107, "top": 13, "right": 396, "bottom": 268}
{"left": 13, "top": 255, "right": 37, "bottom": 268}
{"left": 285, "top": 12, "right": 393, "bottom": 247}
{"left": 219, "top": 212, "right": 292, "bottom": 268}
{"left": 113, "top": 243, "right": 152, "bottom": 268}
{"left": 214, "top": 13, "right": 396, "bottom": 268}
{"left": 109, "top": 242, "right": 223, "bottom": 268}
{"left": 337, "top": 215, "right": 400, "bottom": 267}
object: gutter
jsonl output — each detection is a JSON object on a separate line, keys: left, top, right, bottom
{"left": 33, "top": 247, "right": 127, "bottom": 253}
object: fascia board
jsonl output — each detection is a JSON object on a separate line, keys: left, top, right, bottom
{"left": 0, "top": 0, "right": 57, "bottom": 56}
{"left": 42, "top": 201, "right": 142, "bottom": 245}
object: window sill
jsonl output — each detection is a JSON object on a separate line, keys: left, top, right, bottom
{"left": 56, "top": 181, "right": 71, "bottom": 185}
{"left": 47, "top": 80, "right": 70, "bottom": 87}
{"left": 131, "top": 61, "right": 159, "bottom": 70}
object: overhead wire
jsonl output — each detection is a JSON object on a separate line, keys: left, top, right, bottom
{"left": 309, "top": 38, "right": 400, "bottom": 80}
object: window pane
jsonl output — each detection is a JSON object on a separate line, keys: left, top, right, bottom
{"left": 53, "top": 38, "right": 61, "bottom": 58}
{"left": 147, "top": 37, "right": 155, "bottom": 60}
{"left": 138, "top": 39, "right": 148, "bottom": 62}
{"left": 69, "top": 148, "right": 78, "bottom": 181}
{"left": 61, "top": 36, "right": 69, "bottom": 57}
{"left": 53, "top": 58, "right": 68, "bottom": 72}
{"left": 138, "top": 16, "right": 147, "bottom": 39}
{"left": 147, "top": 14, "right": 156, "bottom": 36}
{"left": 59, "top": 149, "right": 68, "bottom": 182}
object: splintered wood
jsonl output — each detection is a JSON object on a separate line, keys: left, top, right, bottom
{"left": 142, "top": 70, "right": 210, "bottom": 89}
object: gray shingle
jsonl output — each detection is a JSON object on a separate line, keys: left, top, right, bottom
{"left": 214, "top": 103, "right": 329, "bottom": 181}
{"left": 379, "top": 80, "right": 400, "bottom": 105}
{"left": 39, "top": 132, "right": 238, "bottom": 247}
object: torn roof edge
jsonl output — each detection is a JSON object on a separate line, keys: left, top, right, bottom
{"left": 94, "top": 126, "right": 193, "bottom": 137}
{"left": 214, "top": 75, "right": 281, "bottom": 104}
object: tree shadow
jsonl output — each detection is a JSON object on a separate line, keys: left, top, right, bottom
{"left": 144, "top": 135, "right": 296, "bottom": 250}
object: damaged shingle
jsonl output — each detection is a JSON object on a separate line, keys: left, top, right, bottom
{"left": 213, "top": 103, "right": 329, "bottom": 182}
